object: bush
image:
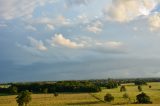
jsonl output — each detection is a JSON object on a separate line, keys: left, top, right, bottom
{"left": 136, "top": 92, "right": 152, "bottom": 104}
{"left": 104, "top": 93, "right": 114, "bottom": 102}
{"left": 138, "top": 85, "right": 142, "bottom": 92}
{"left": 120, "top": 85, "right": 126, "bottom": 92}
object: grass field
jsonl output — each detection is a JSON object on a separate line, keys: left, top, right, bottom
{"left": 0, "top": 82, "right": 160, "bottom": 106}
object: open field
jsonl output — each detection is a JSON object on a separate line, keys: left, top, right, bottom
{"left": 0, "top": 82, "right": 160, "bottom": 106}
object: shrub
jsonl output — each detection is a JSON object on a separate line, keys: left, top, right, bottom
{"left": 138, "top": 85, "right": 142, "bottom": 92}
{"left": 136, "top": 92, "right": 152, "bottom": 104}
{"left": 104, "top": 93, "right": 114, "bottom": 102}
{"left": 120, "top": 85, "right": 126, "bottom": 92}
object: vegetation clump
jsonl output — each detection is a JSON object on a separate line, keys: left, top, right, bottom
{"left": 138, "top": 85, "right": 142, "bottom": 92}
{"left": 106, "top": 79, "right": 118, "bottom": 89}
{"left": 16, "top": 90, "right": 32, "bottom": 106}
{"left": 136, "top": 92, "right": 152, "bottom": 104}
{"left": 104, "top": 93, "right": 114, "bottom": 102}
{"left": 134, "top": 79, "right": 147, "bottom": 85}
{"left": 120, "top": 85, "right": 126, "bottom": 92}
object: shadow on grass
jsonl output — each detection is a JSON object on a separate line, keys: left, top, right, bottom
{"left": 67, "top": 101, "right": 101, "bottom": 105}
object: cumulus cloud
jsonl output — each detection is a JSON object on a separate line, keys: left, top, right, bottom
{"left": 28, "top": 37, "right": 47, "bottom": 51}
{"left": 104, "top": 0, "right": 157, "bottom": 22}
{"left": 149, "top": 13, "right": 160, "bottom": 31}
{"left": 49, "top": 34, "right": 84, "bottom": 48}
{"left": 87, "top": 20, "right": 102, "bottom": 33}
{"left": 0, "top": 0, "right": 54, "bottom": 20}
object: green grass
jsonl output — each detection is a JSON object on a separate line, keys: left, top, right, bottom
{"left": 0, "top": 82, "right": 160, "bottom": 106}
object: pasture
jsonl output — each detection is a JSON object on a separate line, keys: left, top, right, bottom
{"left": 0, "top": 82, "right": 160, "bottom": 106}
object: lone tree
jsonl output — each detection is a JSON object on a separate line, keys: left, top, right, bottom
{"left": 136, "top": 92, "right": 152, "bottom": 104}
{"left": 120, "top": 85, "right": 126, "bottom": 92}
{"left": 138, "top": 85, "right": 142, "bottom": 92}
{"left": 16, "top": 90, "right": 32, "bottom": 106}
{"left": 104, "top": 93, "right": 114, "bottom": 102}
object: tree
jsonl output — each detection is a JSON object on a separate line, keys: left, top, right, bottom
{"left": 134, "top": 80, "right": 147, "bottom": 85}
{"left": 136, "top": 92, "right": 152, "bottom": 104}
{"left": 104, "top": 93, "right": 114, "bottom": 102}
{"left": 120, "top": 85, "right": 126, "bottom": 92}
{"left": 16, "top": 90, "right": 32, "bottom": 106}
{"left": 106, "top": 79, "right": 118, "bottom": 89}
{"left": 138, "top": 85, "right": 142, "bottom": 92}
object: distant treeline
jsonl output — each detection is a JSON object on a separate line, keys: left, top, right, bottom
{"left": 0, "top": 78, "right": 159, "bottom": 94}
{"left": 0, "top": 81, "right": 101, "bottom": 94}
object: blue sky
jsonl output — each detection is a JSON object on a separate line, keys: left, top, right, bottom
{"left": 1, "top": 0, "right": 160, "bottom": 82}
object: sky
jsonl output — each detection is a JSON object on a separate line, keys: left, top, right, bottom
{"left": 1, "top": 0, "right": 160, "bottom": 82}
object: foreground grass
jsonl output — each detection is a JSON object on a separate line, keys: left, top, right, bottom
{"left": 0, "top": 82, "right": 160, "bottom": 106}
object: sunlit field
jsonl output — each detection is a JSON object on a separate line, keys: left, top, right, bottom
{"left": 0, "top": 82, "right": 160, "bottom": 106}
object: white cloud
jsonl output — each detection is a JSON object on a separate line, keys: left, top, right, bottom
{"left": 57, "top": 15, "right": 71, "bottom": 25}
{"left": 28, "top": 36, "right": 47, "bottom": 51}
{"left": 0, "top": 0, "right": 54, "bottom": 20}
{"left": 149, "top": 13, "right": 160, "bottom": 31}
{"left": 87, "top": 20, "right": 102, "bottom": 33}
{"left": 105, "top": 41, "right": 123, "bottom": 48}
{"left": 49, "top": 34, "right": 84, "bottom": 48}
{"left": 25, "top": 25, "right": 37, "bottom": 31}
{"left": 27, "top": 15, "right": 71, "bottom": 28}
{"left": 104, "top": 0, "right": 157, "bottom": 22}
{"left": 46, "top": 24, "right": 55, "bottom": 30}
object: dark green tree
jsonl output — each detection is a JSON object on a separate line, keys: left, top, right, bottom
{"left": 104, "top": 93, "right": 114, "bottom": 102}
{"left": 16, "top": 90, "right": 32, "bottom": 106}
{"left": 106, "top": 79, "right": 118, "bottom": 89}
{"left": 136, "top": 92, "right": 152, "bottom": 104}
{"left": 134, "top": 80, "right": 147, "bottom": 85}
{"left": 138, "top": 85, "right": 142, "bottom": 92}
{"left": 120, "top": 85, "right": 126, "bottom": 92}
